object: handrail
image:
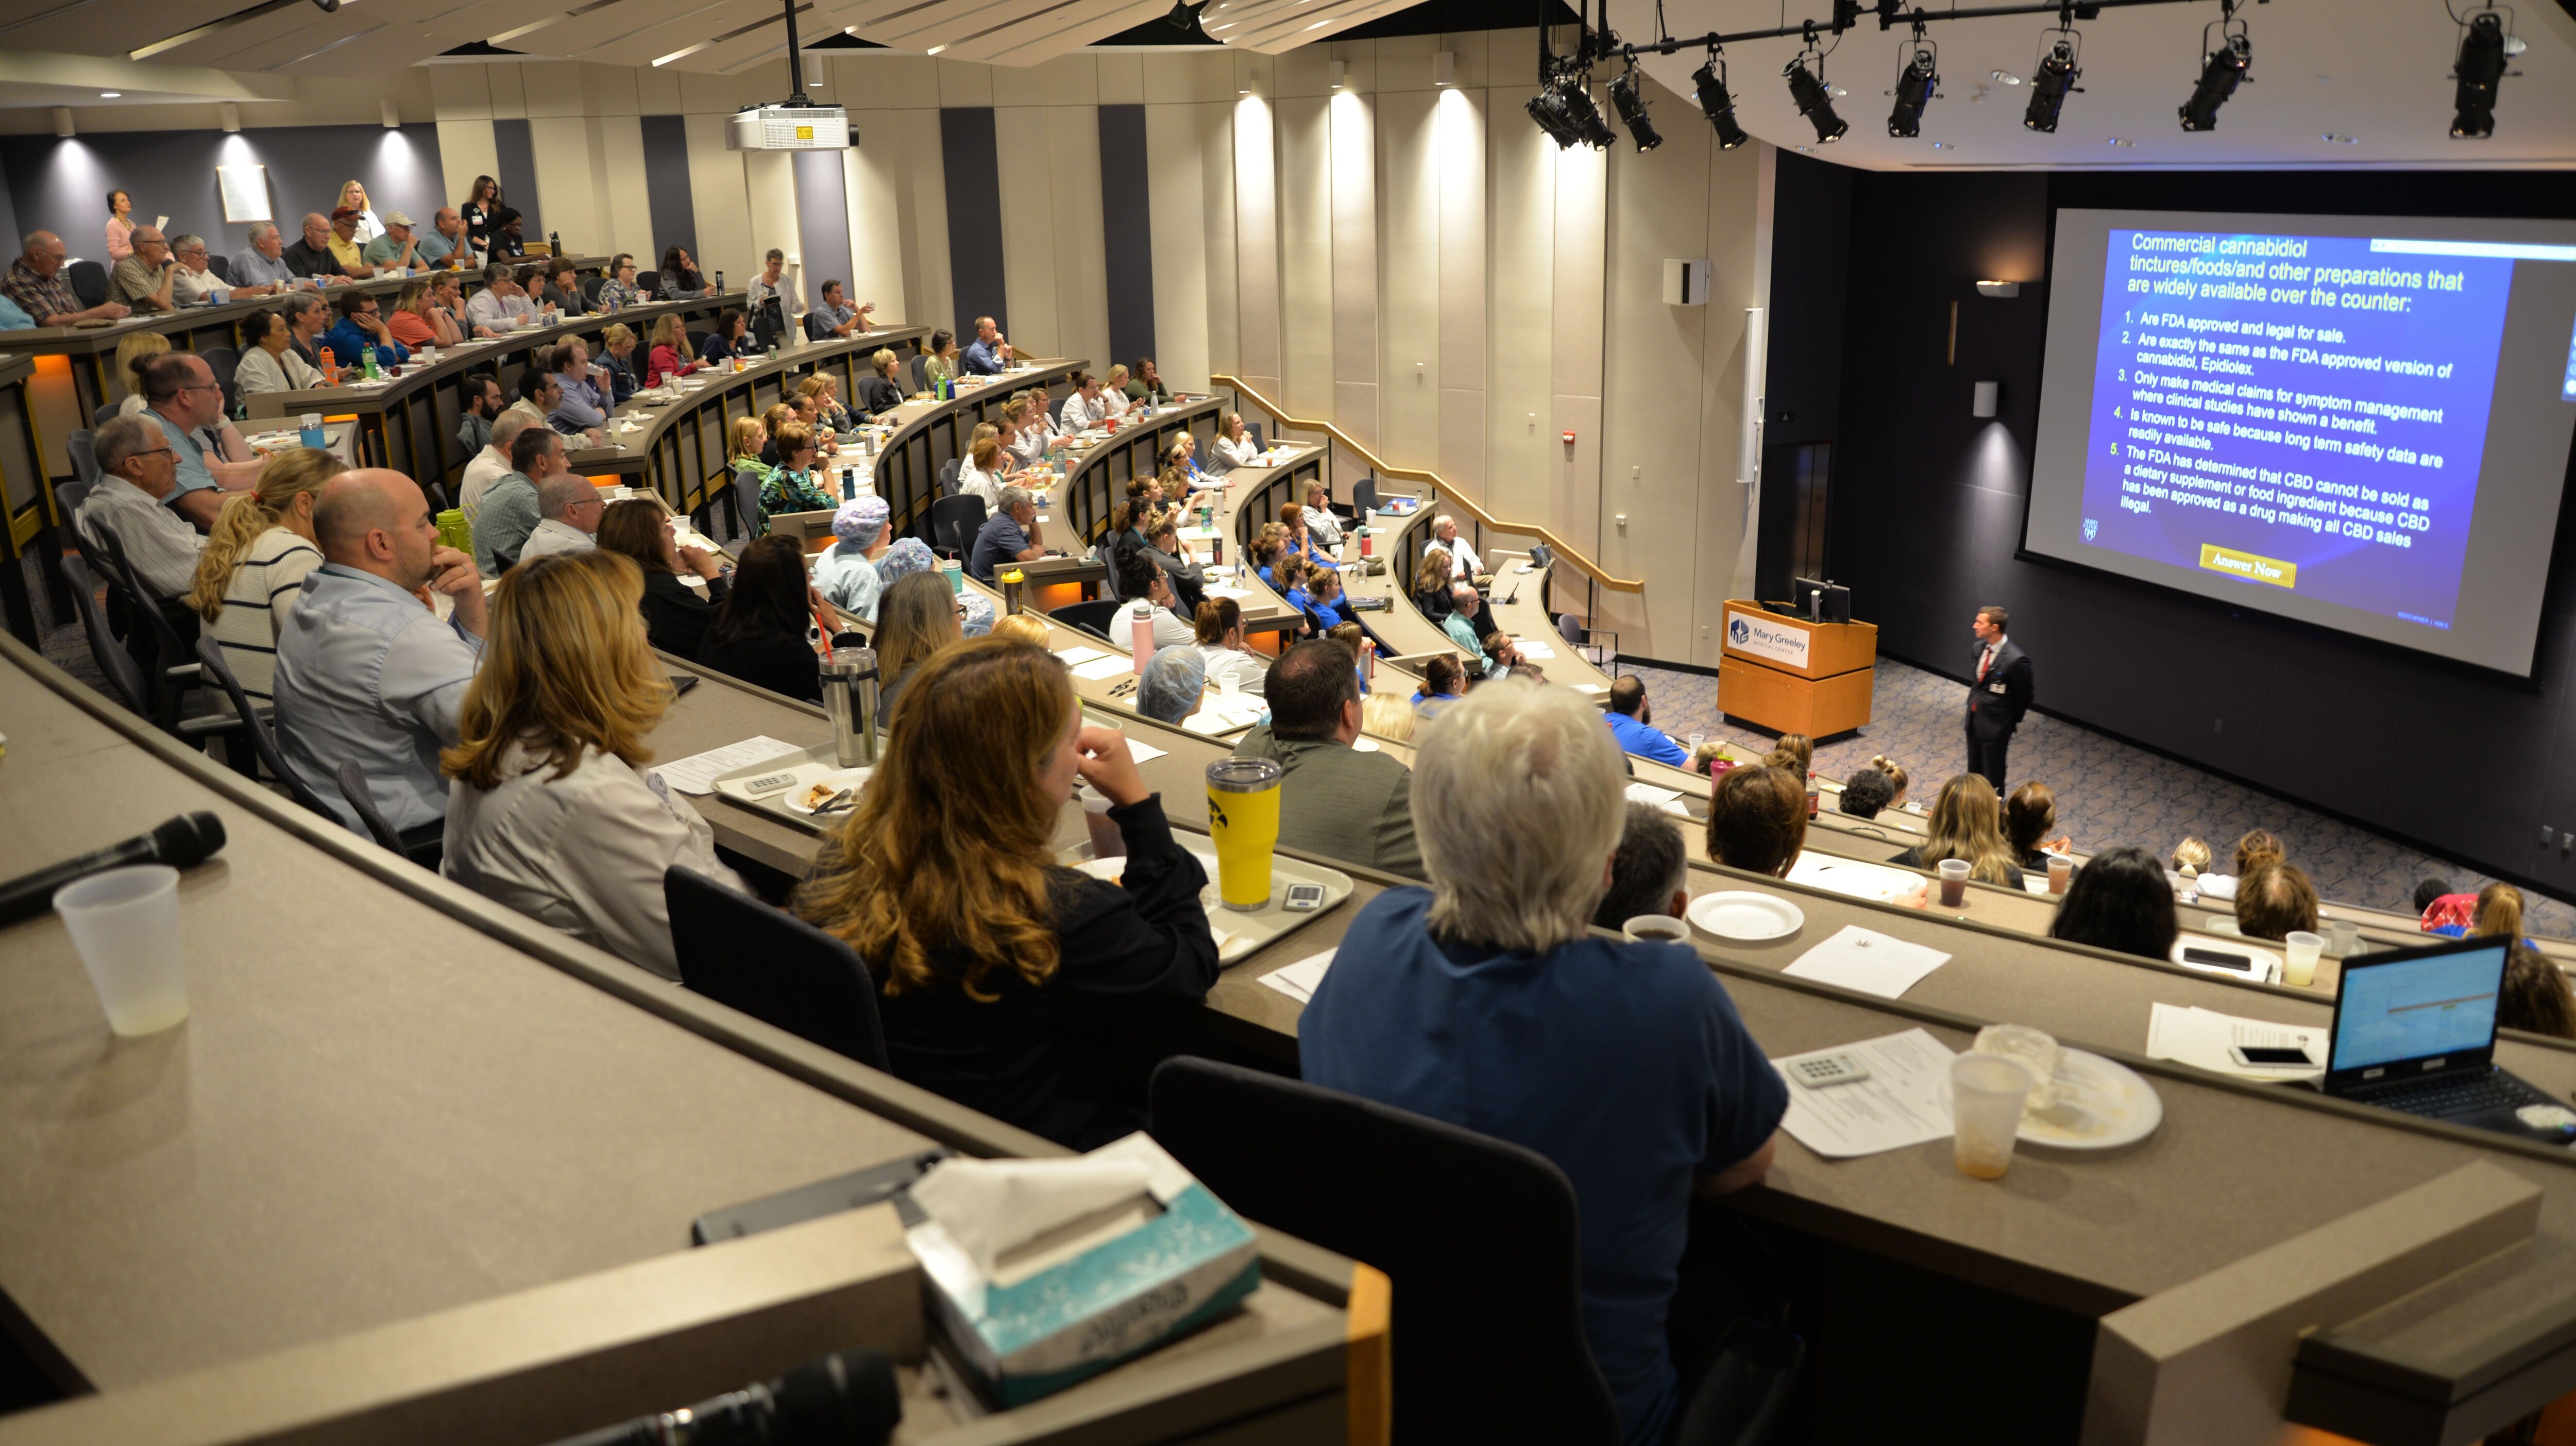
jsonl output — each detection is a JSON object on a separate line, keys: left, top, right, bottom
{"left": 1212, "top": 373, "right": 1645, "bottom": 593}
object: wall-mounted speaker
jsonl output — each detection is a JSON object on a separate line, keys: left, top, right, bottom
{"left": 1662, "top": 258, "right": 1711, "bottom": 306}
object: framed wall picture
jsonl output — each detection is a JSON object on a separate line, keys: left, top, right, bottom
{"left": 217, "top": 165, "right": 272, "bottom": 224}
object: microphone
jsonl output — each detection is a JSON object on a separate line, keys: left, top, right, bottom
{"left": 0, "top": 813, "right": 227, "bottom": 928}
{"left": 542, "top": 1348, "right": 900, "bottom": 1446}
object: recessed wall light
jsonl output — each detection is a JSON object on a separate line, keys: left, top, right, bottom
{"left": 99, "top": 91, "right": 120, "bottom": 98}
{"left": 2324, "top": 132, "right": 2357, "bottom": 143}
{"left": 1991, "top": 70, "right": 2023, "bottom": 86}
{"left": 2106, "top": 137, "right": 2134, "bottom": 147}
{"left": 1931, "top": 140, "right": 1956, "bottom": 149}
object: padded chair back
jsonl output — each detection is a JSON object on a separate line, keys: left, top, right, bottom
{"left": 94, "top": 524, "right": 199, "bottom": 724}
{"left": 67, "top": 429, "right": 100, "bottom": 487}
{"left": 906, "top": 352, "right": 928, "bottom": 393}
{"left": 1246, "top": 421, "right": 1264, "bottom": 450}
{"left": 1351, "top": 476, "right": 1379, "bottom": 516}
{"left": 637, "top": 268, "right": 660, "bottom": 296}
{"left": 1149, "top": 1059, "right": 1623, "bottom": 1445}
{"left": 664, "top": 866, "right": 889, "bottom": 1070}
{"left": 1558, "top": 613, "right": 1585, "bottom": 648}
{"left": 93, "top": 402, "right": 121, "bottom": 427}
{"left": 938, "top": 457, "right": 961, "bottom": 497}
{"left": 55, "top": 478, "right": 91, "bottom": 517}
{"left": 1047, "top": 598, "right": 1124, "bottom": 645}
{"left": 207, "top": 253, "right": 231, "bottom": 283}
{"left": 697, "top": 332, "right": 720, "bottom": 360}
{"left": 67, "top": 260, "right": 107, "bottom": 308}
{"left": 580, "top": 275, "right": 606, "bottom": 307}
{"left": 802, "top": 311, "right": 831, "bottom": 343}
{"left": 199, "top": 346, "right": 241, "bottom": 414}
{"left": 194, "top": 635, "right": 334, "bottom": 815}
{"left": 929, "top": 494, "right": 985, "bottom": 557}
{"left": 59, "top": 554, "right": 152, "bottom": 717}
{"left": 1093, "top": 539, "right": 1123, "bottom": 601}
{"left": 334, "top": 759, "right": 410, "bottom": 854}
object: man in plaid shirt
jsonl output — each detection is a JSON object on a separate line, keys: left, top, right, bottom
{"left": 6, "top": 232, "right": 130, "bottom": 328}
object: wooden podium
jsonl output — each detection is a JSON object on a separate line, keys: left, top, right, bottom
{"left": 1716, "top": 600, "right": 1878, "bottom": 738}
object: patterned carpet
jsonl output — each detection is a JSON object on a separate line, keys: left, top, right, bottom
{"left": 1624, "top": 653, "right": 2576, "bottom": 936}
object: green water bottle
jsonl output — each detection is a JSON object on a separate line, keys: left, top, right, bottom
{"left": 362, "top": 347, "right": 382, "bottom": 382}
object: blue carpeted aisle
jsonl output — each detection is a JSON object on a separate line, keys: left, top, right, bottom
{"left": 1621, "top": 653, "right": 2576, "bottom": 936}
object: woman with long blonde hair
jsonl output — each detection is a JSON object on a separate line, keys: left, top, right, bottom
{"left": 442, "top": 549, "right": 743, "bottom": 978}
{"left": 1896, "top": 774, "right": 2023, "bottom": 886}
{"left": 1414, "top": 544, "right": 1456, "bottom": 623}
{"left": 386, "top": 278, "right": 465, "bottom": 348}
{"left": 336, "top": 180, "right": 382, "bottom": 244}
{"left": 113, "top": 331, "right": 171, "bottom": 416}
{"left": 874, "top": 569, "right": 962, "bottom": 717}
{"left": 643, "top": 312, "right": 698, "bottom": 388}
{"left": 792, "top": 637, "right": 1217, "bottom": 1147}
{"left": 957, "top": 424, "right": 1010, "bottom": 511}
{"left": 190, "top": 448, "right": 347, "bottom": 703}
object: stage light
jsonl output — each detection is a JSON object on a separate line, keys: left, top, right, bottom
{"left": 2450, "top": 9, "right": 2506, "bottom": 139}
{"left": 1609, "top": 64, "right": 1661, "bottom": 151}
{"left": 1561, "top": 74, "right": 1618, "bottom": 148}
{"left": 1690, "top": 56, "right": 1750, "bottom": 149}
{"left": 1886, "top": 40, "right": 1938, "bottom": 138}
{"left": 2178, "top": 25, "right": 2249, "bottom": 132}
{"left": 2023, "top": 32, "right": 2080, "bottom": 132}
{"left": 1785, "top": 57, "right": 1848, "bottom": 144}
{"left": 1527, "top": 85, "right": 1583, "bottom": 146}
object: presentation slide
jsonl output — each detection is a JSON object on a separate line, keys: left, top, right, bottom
{"left": 2025, "top": 209, "right": 2576, "bottom": 675}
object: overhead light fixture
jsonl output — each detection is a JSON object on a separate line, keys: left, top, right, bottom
{"left": 1328, "top": 58, "right": 1345, "bottom": 89}
{"left": 1975, "top": 280, "right": 2021, "bottom": 297}
{"left": 53, "top": 108, "right": 74, "bottom": 139}
{"left": 1785, "top": 56, "right": 1847, "bottom": 144}
{"left": 1990, "top": 69, "right": 2023, "bottom": 86}
{"left": 220, "top": 102, "right": 241, "bottom": 132}
{"left": 1527, "top": 83, "right": 1584, "bottom": 146}
{"left": 1550, "top": 71, "right": 1617, "bottom": 148}
{"left": 1690, "top": 54, "right": 1750, "bottom": 149}
{"left": 1609, "top": 63, "right": 1660, "bottom": 150}
{"left": 2450, "top": 8, "right": 2507, "bottom": 139}
{"left": 1973, "top": 381, "right": 2001, "bottom": 418}
{"left": 1886, "top": 36, "right": 1938, "bottom": 138}
{"left": 381, "top": 97, "right": 400, "bottom": 128}
{"left": 2023, "top": 30, "right": 2081, "bottom": 132}
{"left": 98, "top": 91, "right": 121, "bottom": 98}
{"left": 1433, "top": 50, "right": 1454, "bottom": 86}
{"left": 2178, "top": 19, "right": 2250, "bottom": 132}
{"left": 1163, "top": 0, "right": 1207, "bottom": 36}
{"left": 2107, "top": 137, "right": 2134, "bottom": 146}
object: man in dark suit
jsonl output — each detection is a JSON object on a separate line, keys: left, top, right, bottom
{"left": 1965, "top": 604, "right": 2032, "bottom": 795}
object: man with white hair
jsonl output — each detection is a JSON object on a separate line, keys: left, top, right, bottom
{"left": 1300, "top": 680, "right": 1786, "bottom": 1446}
{"left": 168, "top": 234, "right": 253, "bottom": 304}
{"left": 227, "top": 223, "right": 298, "bottom": 293}
{"left": 5, "top": 231, "right": 130, "bottom": 326}
{"left": 1430, "top": 514, "right": 1485, "bottom": 584}
{"left": 105, "top": 224, "right": 178, "bottom": 313}
{"left": 80, "top": 415, "right": 205, "bottom": 599}
{"left": 274, "top": 469, "right": 487, "bottom": 842}
{"left": 516, "top": 474, "right": 602, "bottom": 561}
{"left": 968, "top": 484, "right": 1046, "bottom": 584}
{"left": 462, "top": 407, "right": 530, "bottom": 529}
{"left": 1232, "top": 639, "right": 1423, "bottom": 880}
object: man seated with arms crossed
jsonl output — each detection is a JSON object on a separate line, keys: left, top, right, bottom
{"left": 517, "top": 474, "right": 603, "bottom": 562}
{"left": 1301, "top": 680, "right": 1786, "bottom": 1446}
{"left": 962, "top": 314, "right": 1012, "bottom": 375}
{"left": 1604, "top": 675, "right": 1688, "bottom": 766}
{"left": 226, "top": 223, "right": 298, "bottom": 295}
{"left": 274, "top": 469, "right": 488, "bottom": 847}
{"left": 969, "top": 484, "right": 1047, "bottom": 584}
{"left": 105, "top": 224, "right": 179, "bottom": 314}
{"left": 474, "top": 425, "right": 563, "bottom": 575}
{"left": 279, "top": 213, "right": 350, "bottom": 284}
{"left": 5, "top": 231, "right": 131, "bottom": 326}
{"left": 79, "top": 416, "right": 207, "bottom": 672}
{"left": 1430, "top": 513, "right": 1486, "bottom": 586}
{"left": 1232, "top": 639, "right": 1425, "bottom": 880}
{"left": 139, "top": 352, "right": 262, "bottom": 532}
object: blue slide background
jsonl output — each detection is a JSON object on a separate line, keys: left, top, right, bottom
{"left": 2078, "top": 231, "right": 2515, "bottom": 632}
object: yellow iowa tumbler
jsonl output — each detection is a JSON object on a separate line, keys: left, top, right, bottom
{"left": 1205, "top": 758, "right": 1283, "bottom": 911}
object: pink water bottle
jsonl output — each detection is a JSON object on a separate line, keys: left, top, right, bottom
{"left": 1129, "top": 600, "right": 1155, "bottom": 674}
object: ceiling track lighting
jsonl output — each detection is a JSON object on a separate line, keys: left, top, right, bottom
{"left": 1691, "top": 51, "right": 1750, "bottom": 149}
{"left": 2178, "top": 9, "right": 2251, "bottom": 132}
{"left": 2022, "top": 25, "right": 2082, "bottom": 132}
{"left": 2449, "top": 5, "right": 2515, "bottom": 139}
{"left": 1785, "top": 54, "right": 1848, "bottom": 144}
{"left": 1609, "top": 62, "right": 1662, "bottom": 150}
{"left": 1885, "top": 28, "right": 1938, "bottom": 138}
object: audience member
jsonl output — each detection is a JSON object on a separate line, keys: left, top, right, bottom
{"left": 1192, "top": 598, "right": 1267, "bottom": 696}
{"left": 1059, "top": 371, "right": 1111, "bottom": 429}
{"left": 518, "top": 474, "right": 603, "bottom": 562}
{"left": 872, "top": 566, "right": 960, "bottom": 717}
{"left": 462, "top": 411, "right": 531, "bottom": 528}
{"left": 596, "top": 499, "right": 727, "bottom": 658}
{"left": 1233, "top": 640, "right": 1425, "bottom": 880}
{"left": 597, "top": 323, "right": 639, "bottom": 403}
{"left": 7, "top": 231, "right": 131, "bottom": 326}
{"left": 2472, "top": 882, "right": 2531, "bottom": 948}
{"left": 474, "top": 425, "right": 560, "bottom": 574}
{"left": 962, "top": 315, "right": 1012, "bottom": 374}
{"left": 1895, "top": 774, "right": 2023, "bottom": 886}
{"left": 2170, "top": 836, "right": 2213, "bottom": 887}
{"left": 1303, "top": 567, "right": 1357, "bottom": 634}
{"left": 1413, "top": 547, "right": 1455, "bottom": 621}
{"left": 798, "top": 373, "right": 855, "bottom": 433}
{"left": 1117, "top": 551, "right": 1197, "bottom": 649}
{"left": 1209, "top": 411, "right": 1260, "bottom": 473}
{"left": 857, "top": 349, "right": 906, "bottom": 414}
{"left": 1865, "top": 755, "right": 1910, "bottom": 808}
{"left": 323, "top": 208, "right": 379, "bottom": 278}
{"left": 280, "top": 291, "right": 331, "bottom": 367}
{"left": 2225, "top": 829, "right": 2286, "bottom": 903}
{"left": 923, "top": 329, "right": 959, "bottom": 391}
{"left": 792, "top": 638, "right": 1213, "bottom": 1146}
{"left": 168, "top": 234, "right": 240, "bottom": 304}
{"left": 2235, "top": 862, "right": 2320, "bottom": 942}
{"left": 1707, "top": 764, "right": 1806, "bottom": 877}
{"left": 970, "top": 485, "right": 1046, "bottom": 584}
{"left": 455, "top": 375, "right": 506, "bottom": 460}
{"left": 656, "top": 244, "right": 713, "bottom": 298}
{"left": 1429, "top": 514, "right": 1486, "bottom": 583}
{"left": 141, "top": 352, "right": 259, "bottom": 531}
{"left": 104, "top": 189, "right": 134, "bottom": 261}
{"left": 723, "top": 415, "right": 769, "bottom": 521}
{"left": 2046, "top": 847, "right": 2179, "bottom": 961}
{"left": 539, "top": 260, "right": 588, "bottom": 317}
{"left": 320, "top": 290, "right": 408, "bottom": 371}
{"left": 2004, "top": 781, "right": 2072, "bottom": 870}
{"left": 2502, "top": 949, "right": 2576, "bottom": 1039}
{"left": 1101, "top": 364, "right": 1133, "bottom": 417}
{"left": 696, "top": 535, "right": 822, "bottom": 703}
{"left": 441, "top": 549, "right": 745, "bottom": 978}
{"left": 112, "top": 332, "right": 170, "bottom": 416}
{"left": 989, "top": 613, "right": 1052, "bottom": 648}
{"left": 811, "top": 279, "right": 873, "bottom": 336}
{"left": 744, "top": 248, "right": 791, "bottom": 333}
{"left": 462, "top": 177, "right": 503, "bottom": 253}
{"left": 1595, "top": 801, "right": 1690, "bottom": 931}
{"left": 105, "top": 224, "right": 178, "bottom": 313}
{"left": 814, "top": 496, "right": 892, "bottom": 620}
{"left": 1360, "top": 692, "right": 1416, "bottom": 743}
{"left": 80, "top": 415, "right": 205, "bottom": 600}
{"left": 1411, "top": 654, "right": 1466, "bottom": 718}
{"left": 189, "top": 448, "right": 344, "bottom": 705}
{"left": 418, "top": 208, "right": 473, "bottom": 269}
{"left": 1442, "top": 583, "right": 1492, "bottom": 671}
{"left": 1302, "top": 679, "right": 1784, "bottom": 1446}
{"left": 335, "top": 181, "right": 384, "bottom": 243}
{"left": 1769, "top": 732, "right": 1815, "bottom": 781}
{"left": 645, "top": 313, "right": 699, "bottom": 386}
{"left": 360, "top": 212, "right": 421, "bottom": 272}
{"left": 274, "top": 470, "right": 488, "bottom": 839}
{"left": 702, "top": 309, "right": 753, "bottom": 364}
{"left": 1137, "top": 646, "right": 1207, "bottom": 726}
{"left": 1298, "top": 480, "right": 1345, "bottom": 549}
{"left": 387, "top": 279, "right": 462, "bottom": 349}
{"left": 1125, "top": 356, "right": 1173, "bottom": 405}
{"left": 486, "top": 207, "right": 527, "bottom": 259}
{"left": 226, "top": 223, "right": 298, "bottom": 293}
{"left": 761, "top": 423, "right": 836, "bottom": 516}
{"left": 2414, "top": 877, "right": 2455, "bottom": 917}
{"left": 278, "top": 214, "right": 348, "bottom": 282}
{"left": 466, "top": 263, "right": 537, "bottom": 332}
{"left": 1603, "top": 676, "right": 1687, "bottom": 766}
{"left": 548, "top": 337, "right": 611, "bottom": 433}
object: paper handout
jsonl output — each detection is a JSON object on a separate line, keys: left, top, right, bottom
{"left": 1782, "top": 925, "right": 1952, "bottom": 1000}
{"left": 1771, "top": 1028, "right": 1959, "bottom": 1158}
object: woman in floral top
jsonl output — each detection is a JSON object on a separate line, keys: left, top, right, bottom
{"left": 759, "top": 423, "right": 837, "bottom": 515}
{"left": 596, "top": 253, "right": 648, "bottom": 312}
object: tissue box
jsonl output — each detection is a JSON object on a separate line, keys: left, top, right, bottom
{"left": 905, "top": 1135, "right": 1261, "bottom": 1406}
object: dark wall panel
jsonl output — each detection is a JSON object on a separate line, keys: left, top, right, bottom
{"left": 1757, "top": 152, "right": 1852, "bottom": 600}
{"left": 938, "top": 107, "right": 1006, "bottom": 339}
{"left": 0, "top": 125, "right": 446, "bottom": 265}
{"left": 1801, "top": 165, "right": 2576, "bottom": 896}
{"left": 792, "top": 147, "right": 852, "bottom": 313}
{"left": 492, "top": 117, "right": 540, "bottom": 242}
{"left": 1096, "top": 103, "right": 1156, "bottom": 374}
{"left": 638, "top": 114, "right": 697, "bottom": 268}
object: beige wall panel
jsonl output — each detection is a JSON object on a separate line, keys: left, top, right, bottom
{"left": 581, "top": 62, "right": 643, "bottom": 117}
{"left": 1442, "top": 27, "right": 1495, "bottom": 90}
{"left": 1549, "top": 138, "right": 1607, "bottom": 554}
{"left": 519, "top": 61, "right": 586, "bottom": 119}
{"left": 992, "top": 105, "right": 1065, "bottom": 358}
{"left": 596, "top": 115, "right": 655, "bottom": 266}
{"left": 1374, "top": 31, "right": 1437, "bottom": 93}
{"left": 528, "top": 115, "right": 602, "bottom": 255}
{"left": 840, "top": 53, "right": 940, "bottom": 110}
{"left": 429, "top": 64, "right": 495, "bottom": 123}
{"left": 1375, "top": 87, "right": 1438, "bottom": 473}
{"left": 1144, "top": 100, "right": 1213, "bottom": 391}
{"left": 937, "top": 59, "right": 996, "bottom": 108}
{"left": 741, "top": 147, "right": 798, "bottom": 290}
{"left": 1328, "top": 91, "right": 1377, "bottom": 453}
{"left": 1438, "top": 389, "right": 1486, "bottom": 509}
{"left": 1484, "top": 83, "right": 1554, "bottom": 528}
{"left": 1275, "top": 95, "right": 1331, "bottom": 426}
{"left": 1032, "top": 55, "right": 1100, "bottom": 108}
{"left": 683, "top": 112, "right": 755, "bottom": 286}
{"left": 1696, "top": 140, "right": 1769, "bottom": 662}
{"left": 845, "top": 103, "right": 950, "bottom": 332}
{"left": 1044, "top": 104, "right": 1112, "bottom": 375}
{"left": 635, "top": 65, "right": 684, "bottom": 115}
{"left": 488, "top": 63, "right": 528, "bottom": 120}
{"left": 1273, "top": 43, "right": 1332, "bottom": 100}
{"left": 1333, "top": 380, "right": 1379, "bottom": 486}
{"left": 1435, "top": 86, "right": 1486, "bottom": 490}
{"left": 1197, "top": 102, "right": 1241, "bottom": 384}
{"left": 1098, "top": 51, "right": 1146, "bottom": 106}
{"left": 1229, "top": 95, "right": 1281, "bottom": 400}
{"left": 434, "top": 121, "right": 501, "bottom": 226}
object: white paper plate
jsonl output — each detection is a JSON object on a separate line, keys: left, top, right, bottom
{"left": 1687, "top": 890, "right": 1805, "bottom": 941}
{"left": 2015, "top": 1048, "right": 2163, "bottom": 1150}
{"left": 780, "top": 767, "right": 872, "bottom": 815}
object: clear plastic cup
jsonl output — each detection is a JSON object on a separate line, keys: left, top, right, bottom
{"left": 1078, "top": 784, "right": 1125, "bottom": 860}
{"left": 1622, "top": 915, "right": 1690, "bottom": 944}
{"left": 2046, "top": 855, "right": 2073, "bottom": 895}
{"left": 1686, "top": 732, "right": 1706, "bottom": 754}
{"left": 2283, "top": 930, "right": 2324, "bottom": 988}
{"left": 1950, "top": 1053, "right": 2032, "bottom": 1180}
{"left": 2328, "top": 919, "right": 2360, "bottom": 956}
{"left": 56, "top": 865, "right": 190, "bottom": 1036}
{"left": 1937, "top": 858, "right": 1971, "bottom": 908}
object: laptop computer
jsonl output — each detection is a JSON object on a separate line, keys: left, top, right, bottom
{"left": 2323, "top": 937, "right": 2575, "bottom": 1146}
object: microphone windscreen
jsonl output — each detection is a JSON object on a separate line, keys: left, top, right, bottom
{"left": 151, "top": 812, "right": 227, "bottom": 870}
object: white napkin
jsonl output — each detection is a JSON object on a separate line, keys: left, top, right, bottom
{"left": 909, "top": 1155, "right": 1158, "bottom": 1277}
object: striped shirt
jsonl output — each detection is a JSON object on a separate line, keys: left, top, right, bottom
{"left": 208, "top": 527, "right": 325, "bottom": 703}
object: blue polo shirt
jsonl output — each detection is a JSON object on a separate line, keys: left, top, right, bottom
{"left": 961, "top": 337, "right": 1008, "bottom": 374}
{"left": 318, "top": 316, "right": 408, "bottom": 371}
{"left": 969, "top": 511, "right": 1031, "bottom": 583}
{"left": 143, "top": 409, "right": 218, "bottom": 502}
{"left": 1302, "top": 888, "right": 1787, "bottom": 1446}
{"left": 1605, "top": 710, "right": 1688, "bottom": 766}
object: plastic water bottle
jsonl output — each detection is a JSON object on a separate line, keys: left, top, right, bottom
{"left": 1129, "top": 600, "right": 1155, "bottom": 675}
{"left": 362, "top": 347, "right": 381, "bottom": 382}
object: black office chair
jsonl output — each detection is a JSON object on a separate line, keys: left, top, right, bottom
{"left": 55, "top": 477, "right": 91, "bottom": 517}
{"left": 67, "top": 429, "right": 100, "bottom": 489}
{"left": 938, "top": 457, "right": 961, "bottom": 496}
{"left": 93, "top": 526, "right": 202, "bottom": 729}
{"left": 200, "top": 345, "right": 241, "bottom": 415}
{"left": 1351, "top": 476, "right": 1379, "bottom": 516}
{"left": 665, "top": 866, "right": 890, "bottom": 1070}
{"left": 1093, "top": 539, "right": 1123, "bottom": 602}
{"left": 906, "top": 352, "right": 928, "bottom": 394}
{"left": 1245, "top": 421, "right": 1264, "bottom": 450}
{"left": 92, "top": 402, "right": 121, "bottom": 427}
{"left": 334, "top": 759, "right": 442, "bottom": 869}
{"left": 581, "top": 275, "right": 606, "bottom": 308}
{"left": 60, "top": 554, "right": 155, "bottom": 718}
{"left": 193, "top": 635, "right": 335, "bottom": 813}
{"left": 929, "top": 494, "right": 985, "bottom": 559}
{"left": 1048, "top": 598, "right": 1123, "bottom": 644}
{"left": 637, "top": 268, "right": 660, "bottom": 296}
{"left": 67, "top": 259, "right": 107, "bottom": 308}
{"left": 802, "top": 311, "right": 831, "bottom": 343}
{"left": 207, "top": 254, "right": 231, "bottom": 283}
{"left": 696, "top": 332, "right": 721, "bottom": 360}
{"left": 1150, "top": 1059, "right": 1802, "bottom": 1446}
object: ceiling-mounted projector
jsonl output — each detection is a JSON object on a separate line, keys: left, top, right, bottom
{"left": 727, "top": 104, "right": 850, "bottom": 150}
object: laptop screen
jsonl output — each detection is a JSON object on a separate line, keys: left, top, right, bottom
{"left": 2330, "top": 940, "right": 2511, "bottom": 1075}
